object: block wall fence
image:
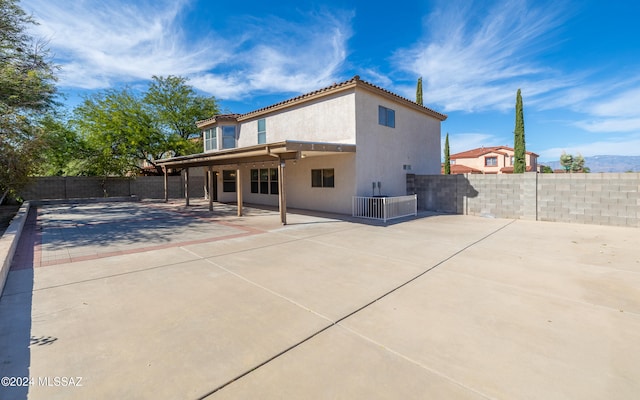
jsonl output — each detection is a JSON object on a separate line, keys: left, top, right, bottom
{"left": 20, "top": 175, "right": 205, "bottom": 201}
{"left": 407, "top": 172, "right": 640, "bottom": 228}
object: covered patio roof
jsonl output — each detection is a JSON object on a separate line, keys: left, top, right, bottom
{"left": 155, "top": 140, "right": 356, "bottom": 225}
{"left": 156, "top": 140, "right": 356, "bottom": 169}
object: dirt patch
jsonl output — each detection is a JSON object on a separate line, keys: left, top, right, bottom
{"left": 0, "top": 205, "right": 21, "bottom": 237}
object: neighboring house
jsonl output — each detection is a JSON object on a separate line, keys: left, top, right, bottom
{"left": 157, "top": 75, "right": 447, "bottom": 220}
{"left": 447, "top": 146, "right": 538, "bottom": 174}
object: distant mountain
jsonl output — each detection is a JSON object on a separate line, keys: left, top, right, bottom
{"left": 541, "top": 155, "right": 640, "bottom": 173}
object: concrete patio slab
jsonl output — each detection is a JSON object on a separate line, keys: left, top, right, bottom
{"left": 341, "top": 268, "right": 640, "bottom": 400}
{"left": 1, "top": 200, "right": 638, "bottom": 400}
{"left": 209, "top": 326, "right": 488, "bottom": 400}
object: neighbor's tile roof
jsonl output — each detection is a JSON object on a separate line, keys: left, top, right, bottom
{"left": 451, "top": 145, "right": 539, "bottom": 159}
{"left": 441, "top": 164, "right": 483, "bottom": 174}
{"left": 501, "top": 166, "right": 535, "bottom": 173}
{"left": 196, "top": 75, "right": 447, "bottom": 127}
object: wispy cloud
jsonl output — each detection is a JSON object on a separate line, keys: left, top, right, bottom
{"left": 23, "top": 0, "right": 229, "bottom": 89}
{"left": 22, "top": 0, "right": 352, "bottom": 100}
{"left": 393, "top": 0, "right": 569, "bottom": 112}
{"left": 191, "top": 11, "right": 353, "bottom": 100}
{"left": 549, "top": 82, "right": 640, "bottom": 133}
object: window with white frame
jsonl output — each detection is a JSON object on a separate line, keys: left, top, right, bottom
{"left": 204, "top": 127, "right": 217, "bottom": 151}
{"left": 250, "top": 168, "right": 278, "bottom": 194}
{"left": 311, "top": 169, "right": 335, "bottom": 188}
{"left": 257, "top": 119, "right": 266, "bottom": 144}
{"left": 485, "top": 156, "right": 498, "bottom": 167}
{"left": 378, "top": 105, "right": 395, "bottom": 128}
{"left": 222, "top": 126, "right": 236, "bottom": 149}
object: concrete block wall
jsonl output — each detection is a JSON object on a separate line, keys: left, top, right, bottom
{"left": 408, "top": 173, "right": 639, "bottom": 228}
{"left": 20, "top": 175, "right": 202, "bottom": 201}
{"left": 537, "top": 173, "right": 639, "bottom": 227}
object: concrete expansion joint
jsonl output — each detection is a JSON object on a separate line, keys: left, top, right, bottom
{"left": 187, "top": 219, "right": 517, "bottom": 398}
{"left": 179, "top": 246, "right": 336, "bottom": 324}
{"left": 337, "top": 324, "right": 496, "bottom": 400}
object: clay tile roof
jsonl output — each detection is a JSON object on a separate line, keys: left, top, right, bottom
{"left": 441, "top": 164, "right": 483, "bottom": 174}
{"left": 196, "top": 75, "right": 447, "bottom": 127}
{"left": 196, "top": 113, "right": 241, "bottom": 127}
{"left": 450, "top": 145, "right": 539, "bottom": 159}
{"left": 450, "top": 146, "right": 508, "bottom": 159}
{"left": 500, "top": 166, "right": 535, "bottom": 173}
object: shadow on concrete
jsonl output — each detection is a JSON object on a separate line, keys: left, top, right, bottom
{"left": 34, "top": 202, "right": 223, "bottom": 250}
{"left": 0, "top": 207, "right": 36, "bottom": 400}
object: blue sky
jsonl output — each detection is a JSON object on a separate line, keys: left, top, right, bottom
{"left": 21, "top": 0, "right": 640, "bottom": 162}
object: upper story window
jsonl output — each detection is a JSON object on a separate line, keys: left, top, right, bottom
{"left": 257, "top": 119, "right": 266, "bottom": 144}
{"left": 204, "top": 128, "right": 217, "bottom": 151}
{"left": 222, "top": 126, "right": 236, "bottom": 149}
{"left": 485, "top": 156, "right": 498, "bottom": 167}
{"left": 378, "top": 105, "right": 395, "bottom": 128}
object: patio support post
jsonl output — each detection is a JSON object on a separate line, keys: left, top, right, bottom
{"left": 278, "top": 159, "right": 287, "bottom": 225}
{"left": 184, "top": 168, "right": 190, "bottom": 206}
{"left": 163, "top": 167, "right": 168, "bottom": 202}
{"left": 208, "top": 166, "right": 214, "bottom": 212}
{"left": 236, "top": 166, "right": 243, "bottom": 216}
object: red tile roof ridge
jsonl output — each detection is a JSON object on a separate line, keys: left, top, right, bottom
{"left": 451, "top": 145, "right": 539, "bottom": 158}
{"left": 197, "top": 75, "right": 447, "bottom": 126}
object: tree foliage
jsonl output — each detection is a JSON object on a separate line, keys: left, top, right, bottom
{"left": 513, "top": 89, "right": 526, "bottom": 173}
{"left": 541, "top": 165, "right": 554, "bottom": 173}
{"left": 1, "top": 0, "right": 58, "bottom": 199}
{"left": 444, "top": 133, "right": 451, "bottom": 174}
{"left": 69, "top": 76, "right": 219, "bottom": 176}
{"left": 144, "top": 75, "right": 218, "bottom": 156}
{"left": 560, "top": 152, "right": 588, "bottom": 173}
{"left": 416, "top": 77, "right": 423, "bottom": 106}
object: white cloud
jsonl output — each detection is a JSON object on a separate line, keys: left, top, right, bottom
{"left": 575, "top": 118, "right": 640, "bottom": 133}
{"left": 394, "top": 0, "right": 569, "bottom": 112}
{"left": 550, "top": 82, "right": 640, "bottom": 133}
{"left": 587, "top": 87, "right": 640, "bottom": 118}
{"left": 22, "top": 1, "right": 352, "bottom": 100}
{"left": 23, "top": 0, "right": 229, "bottom": 89}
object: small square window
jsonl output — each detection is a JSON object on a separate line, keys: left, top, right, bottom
{"left": 378, "top": 106, "right": 395, "bottom": 128}
{"left": 311, "top": 169, "right": 335, "bottom": 188}
{"left": 485, "top": 157, "right": 498, "bottom": 167}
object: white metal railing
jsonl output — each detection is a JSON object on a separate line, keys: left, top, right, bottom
{"left": 352, "top": 195, "right": 417, "bottom": 222}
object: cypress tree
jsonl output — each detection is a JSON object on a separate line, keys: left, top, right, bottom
{"left": 416, "top": 77, "right": 423, "bottom": 105}
{"left": 513, "top": 89, "right": 526, "bottom": 173}
{"left": 444, "top": 133, "right": 451, "bottom": 174}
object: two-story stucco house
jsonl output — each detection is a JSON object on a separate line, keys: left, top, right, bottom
{"left": 447, "top": 146, "right": 539, "bottom": 174}
{"left": 158, "top": 75, "right": 447, "bottom": 222}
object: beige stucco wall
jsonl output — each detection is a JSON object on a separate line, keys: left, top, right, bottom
{"left": 208, "top": 153, "right": 356, "bottom": 215}
{"left": 285, "top": 153, "right": 356, "bottom": 214}
{"left": 236, "top": 91, "right": 357, "bottom": 148}
{"left": 353, "top": 89, "right": 441, "bottom": 197}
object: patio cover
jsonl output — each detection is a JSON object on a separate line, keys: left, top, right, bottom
{"left": 156, "top": 140, "right": 356, "bottom": 224}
